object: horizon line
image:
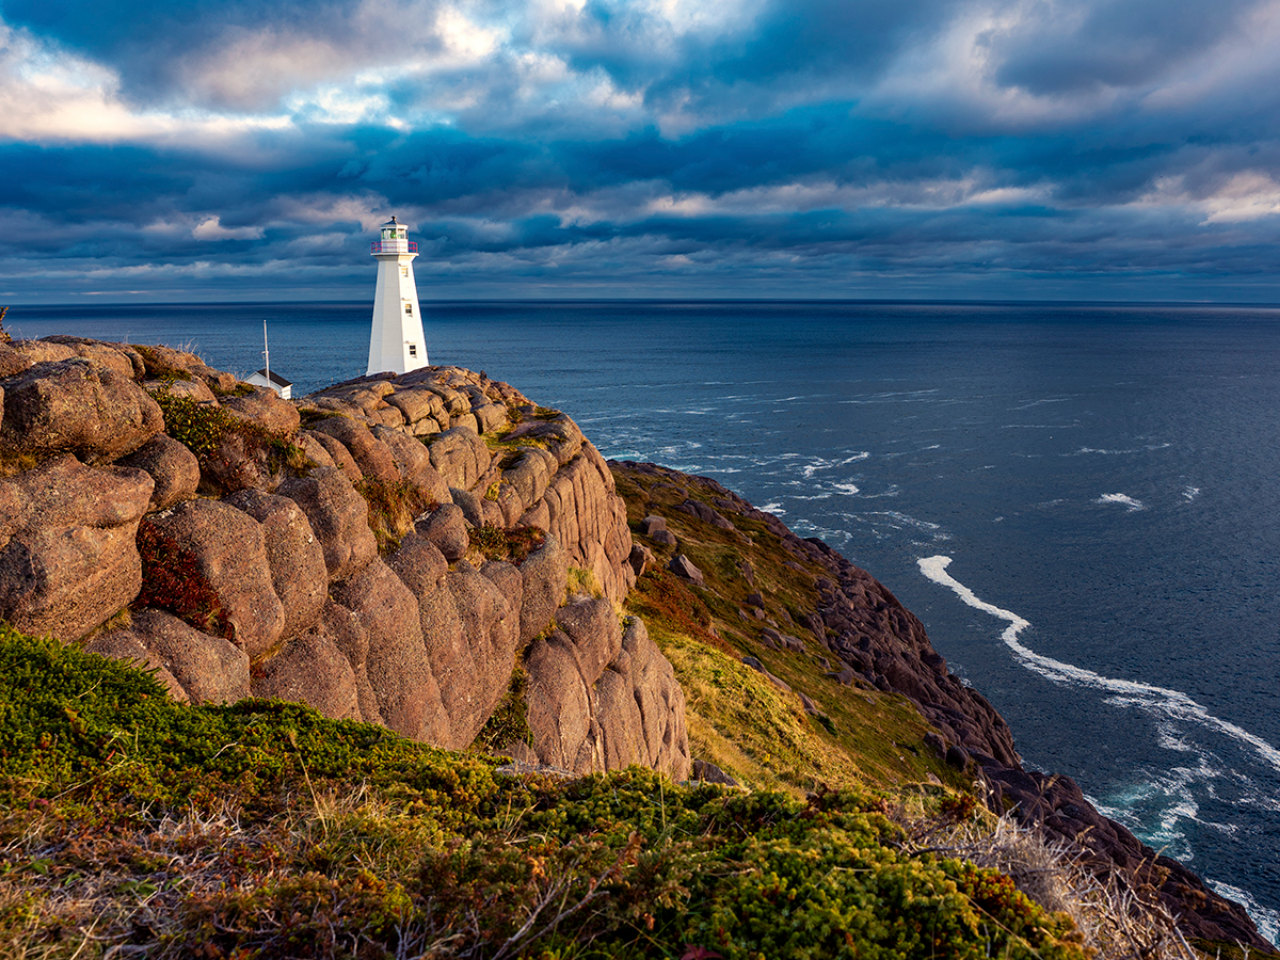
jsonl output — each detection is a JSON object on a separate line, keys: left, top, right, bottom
{"left": 7, "top": 296, "right": 1280, "bottom": 310}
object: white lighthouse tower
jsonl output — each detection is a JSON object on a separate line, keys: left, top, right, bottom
{"left": 366, "top": 216, "right": 428, "bottom": 376}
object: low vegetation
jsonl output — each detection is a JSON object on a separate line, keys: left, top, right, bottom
{"left": 150, "top": 385, "right": 307, "bottom": 474}
{"left": 613, "top": 464, "right": 965, "bottom": 795}
{"left": 468, "top": 523, "right": 546, "bottom": 565}
{"left": 469, "top": 664, "right": 535, "bottom": 755}
{"left": 566, "top": 565, "right": 603, "bottom": 599}
{"left": 356, "top": 476, "right": 435, "bottom": 554}
{"left": 1, "top": 624, "right": 1105, "bottom": 960}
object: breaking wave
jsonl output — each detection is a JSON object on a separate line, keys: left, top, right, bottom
{"left": 1072, "top": 443, "right": 1172, "bottom": 455}
{"left": 1096, "top": 493, "right": 1145, "bottom": 512}
{"left": 916, "top": 556, "right": 1280, "bottom": 776}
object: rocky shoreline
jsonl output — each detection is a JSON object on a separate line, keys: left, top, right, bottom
{"left": 0, "top": 332, "right": 1272, "bottom": 954}
{"left": 611, "top": 461, "right": 1270, "bottom": 951}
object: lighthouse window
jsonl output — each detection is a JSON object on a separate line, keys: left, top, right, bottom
{"left": 404, "top": 303, "right": 413, "bottom": 315}
{"left": 400, "top": 266, "right": 408, "bottom": 277}
{"left": 409, "top": 344, "right": 418, "bottom": 357}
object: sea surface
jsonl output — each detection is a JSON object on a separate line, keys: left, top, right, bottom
{"left": 8, "top": 299, "right": 1280, "bottom": 942}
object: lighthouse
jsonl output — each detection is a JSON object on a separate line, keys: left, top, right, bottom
{"left": 366, "top": 216, "right": 428, "bottom": 376}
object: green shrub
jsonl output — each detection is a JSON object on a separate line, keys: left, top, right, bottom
{"left": 469, "top": 523, "right": 546, "bottom": 564}
{"left": 0, "top": 624, "right": 504, "bottom": 819}
{"left": 470, "top": 665, "right": 534, "bottom": 754}
{"left": 0, "top": 626, "right": 1088, "bottom": 960}
{"left": 150, "top": 387, "right": 239, "bottom": 456}
{"left": 150, "top": 385, "right": 308, "bottom": 476}
{"left": 355, "top": 476, "right": 434, "bottom": 554}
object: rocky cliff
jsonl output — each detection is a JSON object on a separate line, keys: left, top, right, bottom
{"left": 0, "top": 332, "right": 1271, "bottom": 955}
{"left": 610, "top": 460, "right": 1273, "bottom": 954}
{"left": 0, "top": 335, "right": 687, "bottom": 779}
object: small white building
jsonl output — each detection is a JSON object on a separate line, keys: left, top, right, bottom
{"left": 246, "top": 368, "right": 293, "bottom": 399}
{"left": 367, "top": 216, "right": 428, "bottom": 376}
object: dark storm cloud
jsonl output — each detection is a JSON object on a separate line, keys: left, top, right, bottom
{"left": 983, "top": 0, "right": 1263, "bottom": 95}
{"left": 0, "top": 0, "right": 1278, "bottom": 300}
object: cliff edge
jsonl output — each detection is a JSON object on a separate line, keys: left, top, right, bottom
{"left": 0, "top": 334, "right": 687, "bottom": 780}
{"left": 0, "top": 332, "right": 1272, "bottom": 956}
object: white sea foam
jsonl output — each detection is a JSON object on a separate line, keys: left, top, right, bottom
{"left": 1183, "top": 485, "right": 1201, "bottom": 501}
{"left": 865, "top": 512, "right": 949, "bottom": 539}
{"left": 800, "top": 452, "right": 870, "bottom": 478}
{"left": 759, "top": 502, "right": 785, "bottom": 514}
{"left": 836, "top": 485, "right": 900, "bottom": 500}
{"left": 1097, "top": 493, "right": 1145, "bottom": 511}
{"left": 840, "top": 389, "right": 941, "bottom": 404}
{"left": 917, "top": 556, "right": 1280, "bottom": 777}
{"left": 1207, "top": 881, "right": 1280, "bottom": 945}
{"left": 1014, "top": 398, "right": 1071, "bottom": 409}
{"left": 1073, "top": 443, "right": 1172, "bottom": 455}
{"left": 922, "top": 556, "right": 1280, "bottom": 929}
{"left": 831, "top": 482, "right": 861, "bottom": 495}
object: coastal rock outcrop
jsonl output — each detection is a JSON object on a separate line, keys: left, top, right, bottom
{"left": 0, "top": 455, "right": 153, "bottom": 640}
{"left": 90, "top": 608, "right": 250, "bottom": 707}
{"left": 0, "top": 358, "right": 162, "bottom": 463}
{"left": 137, "top": 499, "right": 285, "bottom": 659}
{"left": 0, "top": 334, "right": 1263, "bottom": 953}
{"left": 612, "top": 458, "right": 1273, "bottom": 954}
{"left": 0, "top": 338, "right": 667, "bottom": 783}
{"left": 522, "top": 602, "right": 690, "bottom": 779}
{"left": 118, "top": 434, "right": 201, "bottom": 512}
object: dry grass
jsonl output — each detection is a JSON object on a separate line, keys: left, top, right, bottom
{"left": 903, "top": 804, "right": 1205, "bottom": 960}
{"left": 3, "top": 779, "right": 1207, "bottom": 960}
{"left": 653, "top": 620, "right": 866, "bottom": 794}
{"left": 0, "top": 451, "right": 39, "bottom": 479}
{"left": 565, "top": 565, "right": 602, "bottom": 600}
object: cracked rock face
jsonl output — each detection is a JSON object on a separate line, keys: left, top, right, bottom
{"left": 523, "top": 602, "right": 691, "bottom": 780}
{"left": 0, "top": 455, "right": 153, "bottom": 640}
{"left": 0, "top": 358, "right": 163, "bottom": 464}
{"left": 2, "top": 342, "right": 686, "bottom": 802}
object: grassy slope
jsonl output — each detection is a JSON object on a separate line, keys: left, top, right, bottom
{"left": 612, "top": 463, "right": 970, "bottom": 796}
{"left": 0, "top": 436, "right": 1214, "bottom": 959}
{"left": 0, "top": 625, "right": 1089, "bottom": 960}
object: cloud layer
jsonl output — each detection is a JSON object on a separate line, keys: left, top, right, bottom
{"left": 1, "top": 0, "right": 1278, "bottom": 301}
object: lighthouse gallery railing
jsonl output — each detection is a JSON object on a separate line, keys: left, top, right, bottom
{"left": 370, "top": 241, "right": 418, "bottom": 254}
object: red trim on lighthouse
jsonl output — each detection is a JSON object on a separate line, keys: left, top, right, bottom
{"left": 371, "top": 241, "right": 418, "bottom": 254}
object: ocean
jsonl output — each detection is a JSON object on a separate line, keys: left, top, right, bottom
{"left": 7, "top": 299, "right": 1280, "bottom": 941}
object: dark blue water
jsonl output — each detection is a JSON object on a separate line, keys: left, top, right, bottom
{"left": 8, "top": 299, "right": 1280, "bottom": 940}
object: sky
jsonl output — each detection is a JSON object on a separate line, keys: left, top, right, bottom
{"left": 1, "top": 0, "right": 1279, "bottom": 303}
